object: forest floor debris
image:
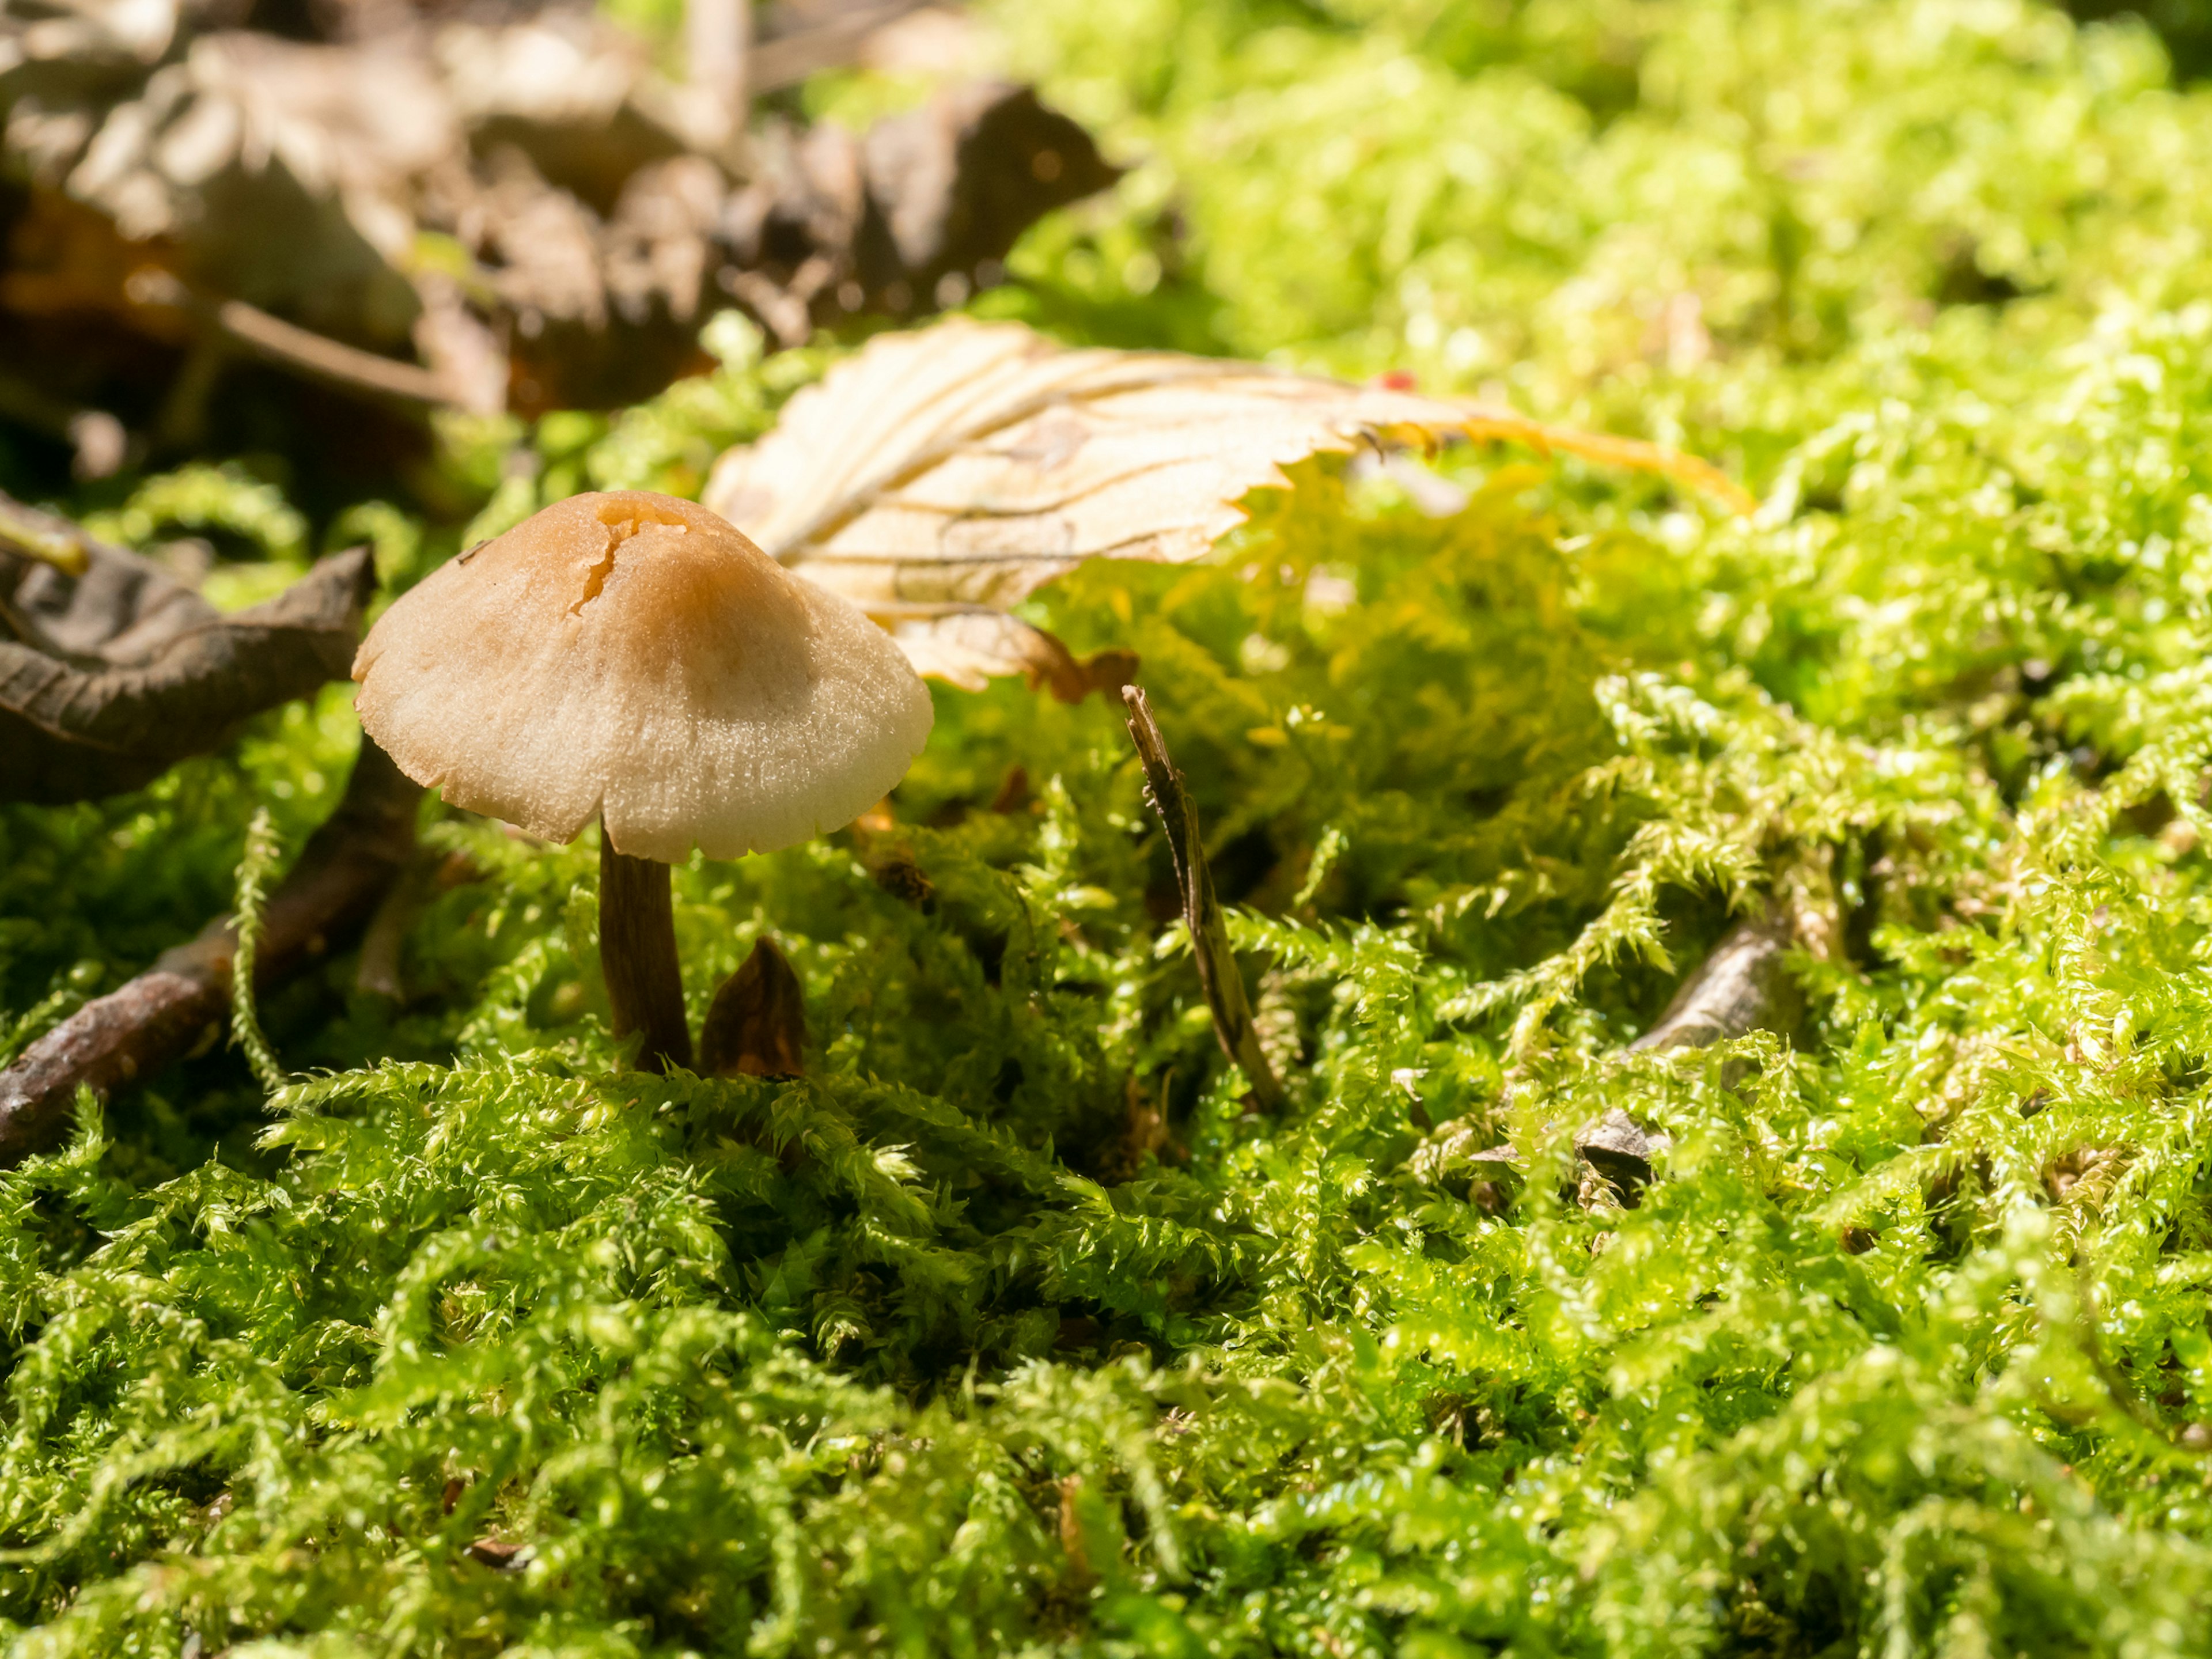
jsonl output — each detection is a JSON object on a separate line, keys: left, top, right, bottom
{"left": 7, "top": 1, "right": 2212, "bottom": 1654}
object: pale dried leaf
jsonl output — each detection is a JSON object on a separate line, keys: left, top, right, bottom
{"left": 703, "top": 320, "right": 1755, "bottom": 687}
{"left": 63, "top": 30, "right": 450, "bottom": 328}
{"left": 887, "top": 609, "right": 1136, "bottom": 700}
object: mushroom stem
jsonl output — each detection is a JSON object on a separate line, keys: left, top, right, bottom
{"left": 600, "top": 831, "right": 693, "bottom": 1073}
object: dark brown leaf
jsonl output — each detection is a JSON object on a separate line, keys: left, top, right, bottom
{"left": 0, "top": 496, "right": 374, "bottom": 803}
{"left": 2, "top": 0, "right": 1116, "bottom": 419}
{"left": 717, "top": 81, "right": 1116, "bottom": 349}
{"left": 699, "top": 935, "right": 806, "bottom": 1078}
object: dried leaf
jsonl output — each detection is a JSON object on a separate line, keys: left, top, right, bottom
{"left": 888, "top": 609, "right": 1136, "bottom": 700}
{"left": 3, "top": 0, "right": 1115, "bottom": 419}
{"left": 56, "top": 28, "right": 451, "bottom": 334}
{"left": 703, "top": 319, "right": 1755, "bottom": 689}
{"left": 699, "top": 937, "right": 806, "bottom": 1078}
{"left": 0, "top": 503, "right": 374, "bottom": 802}
{"left": 716, "top": 82, "right": 1116, "bottom": 350}
{"left": 1627, "top": 909, "right": 1802, "bottom": 1053}
{"left": 1572, "top": 1107, "right": 1665, "bottom": 1192}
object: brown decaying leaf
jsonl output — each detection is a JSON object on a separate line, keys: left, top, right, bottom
{"left": 699, "top": 936, "right": 807, "bottom": 1078}
{"left": 721, "top": 82, "right": 1118, "bottom": 354}
{"left": 704, "top": 319, "right": 1755, "bottom": 692}
{"left": 1121, "top": 685, "right": 1285, "bottom": 1113}
{"left": 2, "top": 0, "right": 1113, "bottom": 420}
{"left": 0, "top": 499, "right": 373, "bottom": 803}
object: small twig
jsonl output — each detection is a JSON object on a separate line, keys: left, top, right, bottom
{"left": 687, "top": 0, "right": 753, "bottom": 143}
{"left": 0, "top": 740, "right": 422, "bottom": 1166}
{"left": 1121, "top": 685, "right": 1285, "bottom": 1113}
{"left": 1628, "top": 906, "right": 1801, "bottom": 1052}
{"left": 749, "top": 1, "right": 928, "bottom": 93}
{"left": 127, "top": 270, "right": 452, "bottom": 410}
{"left": 211, "top": 296, "right": 452, "bottom": 407}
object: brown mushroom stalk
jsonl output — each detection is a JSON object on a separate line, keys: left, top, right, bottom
{"left": 600, "top": 833, "right": 692, "bottom": 1073}
{"left": 351, "top": 490, "right": 933, "bottom": 1073}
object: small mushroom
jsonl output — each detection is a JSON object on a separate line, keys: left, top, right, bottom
{"left": 353, "top": 490, "right": 933, "bottom": 1070}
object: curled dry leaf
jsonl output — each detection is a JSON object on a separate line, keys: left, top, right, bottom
{"left": 0, "top": 496, "right": 373, "bottom": 802}
{"left": 704, "top": 319, "right": 1755, "bottom": 693}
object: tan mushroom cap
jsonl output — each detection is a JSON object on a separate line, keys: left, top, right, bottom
{"left": 353, "top": 490, "right": 933, "bottom": 862}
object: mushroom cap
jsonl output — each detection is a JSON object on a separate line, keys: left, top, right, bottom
{"left": 353, "top": 490, "right": 934, "bottom": 862}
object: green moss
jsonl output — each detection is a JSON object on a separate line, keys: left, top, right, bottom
{"left": 18, "top": 0, "right": 2212, "bottom": 1652}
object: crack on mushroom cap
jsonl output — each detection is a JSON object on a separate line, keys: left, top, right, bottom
{"left": 568, "top": 507, "right": 687, "bottom": 618}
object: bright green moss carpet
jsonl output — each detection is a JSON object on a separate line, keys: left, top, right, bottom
{"left": 12, "top": 0, "right": 2212, "bottom": 1652}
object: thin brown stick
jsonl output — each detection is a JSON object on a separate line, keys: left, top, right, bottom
{"left": 211, "top": 297, "right": 452, "bottom": 406}
{"left": 687, "top": 0, "right": 752, "bottom": 139}
{"left": 1628, "top": 907, "right": 1801, "bottom": 1052}
{"left": 0, "top": 739, "right": 422, "bottom": 1167}
{"left": 1121, "top": 685, "right": 1285, "bottom": 1112}
{"left": 599, "top": 837, "right": 694, "bottom": 1074}
{"left": 127, "top": 270, "right": 452, "bottom": 408}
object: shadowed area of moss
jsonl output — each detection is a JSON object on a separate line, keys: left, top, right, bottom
{"left": 12, "top": 1, "right": 2212, "bottom": 1654}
